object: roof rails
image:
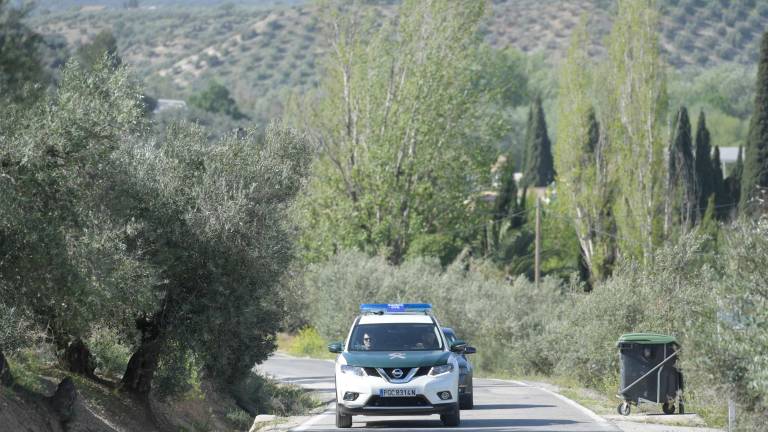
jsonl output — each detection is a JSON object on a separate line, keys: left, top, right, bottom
{"left": 360, "top": 303, "right": 432, "bottom": 315}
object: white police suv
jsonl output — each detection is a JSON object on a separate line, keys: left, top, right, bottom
{"left": 328, "top": 304, "right": 464, "bottom": 428}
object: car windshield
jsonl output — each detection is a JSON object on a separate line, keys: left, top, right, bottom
{"left": 349, "top": 323, "right": 443, "bottom": 351}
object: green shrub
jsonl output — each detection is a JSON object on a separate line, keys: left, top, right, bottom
{"left": 231, "top": 373, "right": 318, "bottom": 416}
{"left": 86, "top": 325, "right": 131, "bottom": 379}
{"left": 0, "top": 306, "right": 38, "bottom": 354}
{"left": 225, "top": 408, "right": 253, "bottom": 430}
{"left": 302, "top": 251, "right": 565, "bottom": 376}
{"left": 288, "top": 327, "right": 330, "bottom": 358}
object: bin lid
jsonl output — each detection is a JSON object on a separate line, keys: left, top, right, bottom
{"left": 617, "top": 333, "right": 678, "bottom": 345}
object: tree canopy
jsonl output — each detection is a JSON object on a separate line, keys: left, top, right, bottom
{"left": 293, "top": 0, "right": 507, "bottom": 264}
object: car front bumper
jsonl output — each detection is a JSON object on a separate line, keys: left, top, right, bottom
{"left": 336, "top": 367, "right": 458, "bottom": 416}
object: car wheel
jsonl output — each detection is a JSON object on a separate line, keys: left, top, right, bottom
{"left": 459, "top": 393, "right": 474, "bottom": 410}
{"left": 440, "top": 402, "right": 461, "bottom": 427}
{"left": 336, "top": 405, "right": 352, "bottom": 428}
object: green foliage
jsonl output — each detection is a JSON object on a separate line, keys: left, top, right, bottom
{"left": 0, "top": 306, "right": 39, "bottom": 355}
{"left": 0, "top": 0, "right": 44, "bottom": 104}
{"left": 604, "top": 0, "right": 668, "bottom": 262}
{"left": 724, "top": 146, "right": 743, "bottom": 218}
{"left": 188, "top": 81, "right": 246, "bottom": 120}
{"left": 85, "top": 325, "right": 132, "bottom": 379}
{"left": 523, "top": 97, "right": 555, "bottom": 187}
{"left": 694, "top": 111, "right": 717, "bottom": 213}
{"left": 555, "top": 21, "right": 615, "bottom": 283}
{"left": 231, "top": 372, "right": 318, "bottom": 416}
{"left": 690, "top": 221, "right": 768, "bottom": 426}
{"left": 301, "top": 250, "right": 564, "bottom": 375}
{"left": 294, "top": 0, "right": 505, "bottom": 264}
{"left": 121, "top": 122, "right": 311, "bottom": 388}
{"left": 666, "top": 106, "right": 697, "bottom": 230}
{"left": 152, "top": 343, "right": 201, "bottom": 399}
{"left": 287, "top": 327, "right": 331, "bottom": 359}
{"left": 76, "top": 30, "right": 121, "bottom": 71}
{"left": 0, "top": 57, "right": 155, "bottom": 355}
{"left": 7, "top": 349, "right": 48, "bottom": 393}
{"left": 225, "top": 408, "right": 253, "bottom": 430}
{"left": 741, "top": 31, "right": 768, "bottom": 213}
{"left": 711, "top": 146, "right": 727, "bottom": 217}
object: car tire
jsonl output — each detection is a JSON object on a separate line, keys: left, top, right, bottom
{"left": 459, "top": 393, "right": 474, "bottom": 410}
{"left": 336, "top": 405, "right": 352, "bottom": 428}
{"left": 440, "top": 402, "right": 461, "bottom": 427}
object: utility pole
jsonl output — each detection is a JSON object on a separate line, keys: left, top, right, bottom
{"left": 535, "top": 194, "right": 541, "bottom": 288}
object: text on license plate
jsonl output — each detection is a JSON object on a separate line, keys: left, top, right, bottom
{"left": 379, "top": 388, "right": 417, "bottom": 397}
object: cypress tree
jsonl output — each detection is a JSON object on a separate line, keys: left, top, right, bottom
{"left": 666, "top": 106, "right": 697, "bottom": 230}
{"left": 741, "top": 31, "right": 768, "bottom": 212}
{"left": 724, "top": 146, "right": 743, "bottom": 219}
{"left": 494, "top": 156, "right": 519, "bottom": 222}
{"left": 712, "top": 146, "right": 726, "bottom": 218}
{"left": 694, "top": 110, "right": 716, "bottom": 213}
{"left": 523, "top": 96, "right": 555, "bottom": 187}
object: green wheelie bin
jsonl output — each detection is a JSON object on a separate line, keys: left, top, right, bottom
{"left": 616, "top": 333, "right": 684, "bottom": 416}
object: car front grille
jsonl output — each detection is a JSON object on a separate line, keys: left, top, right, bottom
{"left": 362, "top": 366, "right": 431, "bottom": 381}
{"left": 365, "top": 395, "right": 431, "bottom": 407}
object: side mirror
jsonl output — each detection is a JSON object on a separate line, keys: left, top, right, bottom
{"left": 328, "top": 341, "right": 343, "bottom": 353}
{"left": 464, "top": 346, "right": 477, "bottom": 354}
{"left": 450, "top": 340, "right": 467, "bottom": 353}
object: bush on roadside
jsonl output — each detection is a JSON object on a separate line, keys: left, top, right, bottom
{"left": 302, "top": 251, "right": 566, "bottom": 376}
{"left": 288, "top": 327, "right": 330, "bottom": 358}
{"left": 299, "top": 226, "right": 768, "bottom": 427}
{"left": 230, "top": 372, "right": 318, "bottom": 417}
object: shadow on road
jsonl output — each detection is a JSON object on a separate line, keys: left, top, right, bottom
{"left": 461, "top": 418, "right": 581, "bottom": 428}
{"left": 472, "top": 403, "right": 557, "bottom": 410}
{"left": 303, "top": 417, "right": 583, "bottom": 431}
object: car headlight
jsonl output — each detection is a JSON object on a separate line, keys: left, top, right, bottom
{"left": 340, "top": 365, "right": 366, "bottom": 376}
{"left": 428, "top": 364, "right": 454, "bottom": 376}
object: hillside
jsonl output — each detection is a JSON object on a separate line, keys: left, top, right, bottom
{"left": 28, "top": 0, "right": 768, "bottom": 123}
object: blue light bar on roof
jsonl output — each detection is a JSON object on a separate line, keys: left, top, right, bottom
{"left": 360, "top": 303, "right": 432, "bottom": 313}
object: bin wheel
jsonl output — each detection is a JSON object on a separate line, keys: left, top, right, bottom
{"left": 617, "top": 402, "right": 631, "bottom": 416}
{"left": 662, "top": 402, "right": 676, "bottom": 415}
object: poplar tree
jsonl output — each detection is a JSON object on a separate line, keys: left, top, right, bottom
{"left": 523, "top": 96, "right": 555, "bottom": 188}
{"left": 605, "top": 0, "right": 667, "bottom": 262}
{"left": 741, "top": 31, "right": 768, "bottom": 213}
{"left": 295, "top": 0, "right": 503, "bottom": 264}
{"left": 555, "top": 20, "right": 615, "bottom": 283}
{"left": 694, "top": 111, "right": 716, "bottom": 212}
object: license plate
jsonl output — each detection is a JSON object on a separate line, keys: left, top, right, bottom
{"left": 379, "top": 388, "right": 417, "bottom": 397}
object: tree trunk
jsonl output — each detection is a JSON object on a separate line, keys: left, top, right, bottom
{"left": 49, "top": 377, "right": 77, "bottom": 423}
{"left": 121, "top": 317, "right": 162, "bottom": 395}
{"left": 64, "top": 339, "right": 96, "bottom": 378}
{"left": 0, "top": 350, "right": 13, "bottom": 386}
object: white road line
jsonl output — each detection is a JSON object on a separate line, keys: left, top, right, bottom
{"left": 293, "top": 403, "right": 335, "bottom": 431}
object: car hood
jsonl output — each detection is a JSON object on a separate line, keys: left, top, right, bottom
{"left": 342, "top": 350, "right": 451, "bottom": 368}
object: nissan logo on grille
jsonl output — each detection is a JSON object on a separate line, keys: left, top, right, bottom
{"left": 392, "top": 368, "right": 404, "bottom": 379}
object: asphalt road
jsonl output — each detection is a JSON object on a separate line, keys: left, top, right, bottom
{"left": 256, "top": 353, "right": 620, "bottom": 432}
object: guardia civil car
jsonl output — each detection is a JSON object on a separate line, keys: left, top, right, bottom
{"left": 328, "top": 304, "right": 464, "bottom": 428}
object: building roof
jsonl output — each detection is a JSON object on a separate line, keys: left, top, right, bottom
{"left": 719, "top": 146, "right": 740, "bottom": 164}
